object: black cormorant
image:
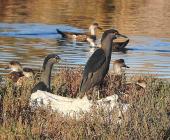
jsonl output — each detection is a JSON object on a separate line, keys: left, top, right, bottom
{"left": 32, "top": 54, "right": 61, "bottom": 93}
{"left": 79, "top": 29, "right": 126, "bottom": 97}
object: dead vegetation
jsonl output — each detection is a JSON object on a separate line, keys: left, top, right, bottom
{"left": 0, "top": 67, "right": 170, "bottom": 139}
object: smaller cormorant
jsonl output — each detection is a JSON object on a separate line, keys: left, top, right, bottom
{"left": 32, "top": 54, "right": 61, "bottom": 93}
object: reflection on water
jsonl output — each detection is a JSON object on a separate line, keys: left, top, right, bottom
{"left": 0, "top": 0, "right": 170, "bottom": 78}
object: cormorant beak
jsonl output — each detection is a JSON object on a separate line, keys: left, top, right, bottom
{"left": 59, "top": 59, "right": 68, "bottom": 63}
{"left": 116, "top": 33, "right": 128, "bottom": 38}
{"left": 54, "top": 56, "right": 61, "bottom": 63}
{"left": 123, "top": 64, "right": 130, "bottom": 68}
{"left": 55, "top": 55, "right": 61, "bottom": 59}
{"left": 97, "top": 26, "right": 103, "bottom": 30}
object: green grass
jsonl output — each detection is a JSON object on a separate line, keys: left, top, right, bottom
{"left": 0, "top": 67, "right": 170, "bottom": 139}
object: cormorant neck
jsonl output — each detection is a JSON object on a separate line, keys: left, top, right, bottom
{"left": 41, "top": 61, "right": 54, "bottom": 90}
{"left": 101, "top": 36, "right": 113, "bottom": 60}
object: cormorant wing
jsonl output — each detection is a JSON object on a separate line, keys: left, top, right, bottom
{"left": 31, "top": 81, "right": 49, "bottom": 93}
{"left": 84, "top": 48, "right": 106, "bottom": 75}
{"left": 79, "top": 49, "right": 106, "bottom": 92}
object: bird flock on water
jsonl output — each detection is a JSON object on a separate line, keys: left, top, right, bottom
{"left": 2, "top": 23, "right": 147, "bottom": 116}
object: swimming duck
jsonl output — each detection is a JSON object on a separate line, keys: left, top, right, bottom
{"left": 56, "top": 23, "right": 102, "bottom": 46}
{"left": 112, "top": 34, "right": 129, "bottom": 50}
{"left": 5, "top": 61, "right": 34, "bottom": 84}
{"left": 98, "top": 30, "right": 129, "bottom": 50}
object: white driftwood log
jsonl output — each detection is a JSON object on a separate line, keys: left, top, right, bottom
{"left": 30, "top": 90, "right": 128, "bottom": 117}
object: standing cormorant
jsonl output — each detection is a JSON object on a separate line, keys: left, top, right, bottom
{"left": 79, "top": 29, "right": 126, "bottom": 97}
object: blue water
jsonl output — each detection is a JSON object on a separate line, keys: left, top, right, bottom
{"left": 0, "top": 23, "right": 170, "bottom": 79}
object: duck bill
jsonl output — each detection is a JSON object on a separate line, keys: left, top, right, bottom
{"left": 59, "top": 58, "right": 67, "bottom": 63}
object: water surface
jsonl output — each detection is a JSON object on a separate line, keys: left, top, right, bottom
{"left": 0, "top": 0, "right": 170, "bottom": 79}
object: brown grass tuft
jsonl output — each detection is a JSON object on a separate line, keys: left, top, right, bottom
{"left": 0, "top": 68, "right": 169, "bottom": 139}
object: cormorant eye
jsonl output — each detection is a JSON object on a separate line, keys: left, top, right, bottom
{"left": 113, "top": 32, "right": 118, "bottom": 35}
{"left": 55, "top": 56, "right": 60, "bottom": 60}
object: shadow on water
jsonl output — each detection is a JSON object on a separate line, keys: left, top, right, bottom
{"left": 155, "top": 50, "right": 170, "bottom": 53}
{"left": 112, "top": 48, "right": 128, "bottom": 54}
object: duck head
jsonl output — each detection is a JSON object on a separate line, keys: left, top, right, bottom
{"left": 89, "top": 23, "right": 102, "bottom": 35}
{"left": 5, "top": 61, "right": 23, "bottom": 72}
{"left": 112, "top": 59, "right": 129, "bottom": 75}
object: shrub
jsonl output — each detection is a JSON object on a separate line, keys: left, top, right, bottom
{"left": 0, "top": 67, "right": 169, "bottom": 139}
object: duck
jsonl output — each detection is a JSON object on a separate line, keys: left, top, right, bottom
{"left": 5, "top": 61, "right": 34, "bottom": 84}
{"left": 79, "top": 29, "right": 126, "bottom": 99}
{"left": 98, "top": 30, "right": 129, "bottom": 50}
{"left": 22, "top": 68, "right": 34, "bottom": 78}
{"left": 31, "top": 54, "right": 61, "bottom": 93}
{"left": 112, "top": 34, "right": 129, "bottom": 50}
{"left": 119, "top": 79, "right": 147, "bottom": 103}
{"left": 56, "top": 23, "right": 102, "bottom": 46}
{"left": 16, "top": 68, "right": 35, "bottom": 86}
{"left": 105, "top": 59, "right": 129, "bottom": 96}
{"left": 112, "top": 59, "right": 129, "bottom": 75}
{"left": 111, "top": 59, "right": 146, "bottom": 102}
{"left": 5, "top": 61, "right": 24, "bottom": 82}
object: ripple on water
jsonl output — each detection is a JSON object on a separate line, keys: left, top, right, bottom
{"left": 0, "top": 23, "right": 170, "bottom": 79}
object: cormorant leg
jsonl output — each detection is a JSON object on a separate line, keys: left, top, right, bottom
{"left": 78, "top": 92, "right": 85, "bottom": 99}
{"left": 93, "top": 86, "right": 100, "bottom": 100}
